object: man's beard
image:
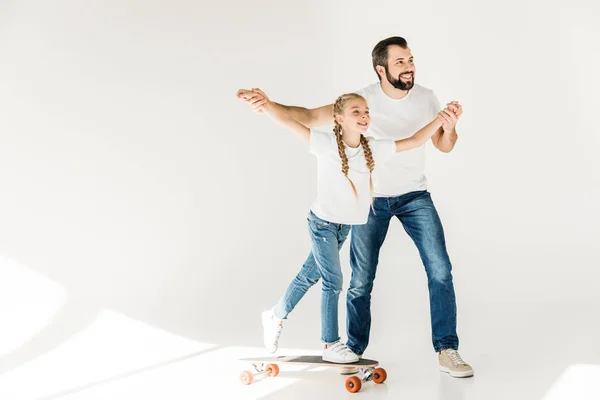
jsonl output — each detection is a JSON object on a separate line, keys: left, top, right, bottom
{"left": 386, "top": 68, "right": 414, "bottom": 91}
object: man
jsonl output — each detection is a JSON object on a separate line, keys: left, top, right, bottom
{"left": 237, "top": 36, "right": 473, "bottom": 378}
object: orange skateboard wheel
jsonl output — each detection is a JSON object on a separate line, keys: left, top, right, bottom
{"left": 265, "top": 364, "right": 280, "bottom": 377}
{"left": 240, "top": 370, "right": 254, "bottom": 385}
{"left": 373, "top": 367, "right": 387, "bottom": 383}
{"left": 345, "top": 376, "right": 362, "bottom": 393}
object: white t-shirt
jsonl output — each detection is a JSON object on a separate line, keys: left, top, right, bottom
{"left": 309, "top": 129, "right": 395, "bottom": 225}
{"left": 355, "top": 83, "right": 441, "bottom": 197}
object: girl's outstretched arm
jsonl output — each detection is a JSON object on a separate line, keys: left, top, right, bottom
{"left": 394, "top": 110, "right": 448, "bottom": 152}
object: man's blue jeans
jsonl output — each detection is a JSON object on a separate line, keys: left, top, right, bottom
{"left": 346, "top": 190, "right": 459, "bottom": 354}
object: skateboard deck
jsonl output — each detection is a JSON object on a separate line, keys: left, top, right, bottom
{"left": 240, "top": 355, "right": 378, "bottom": 367}
{"left": 239, "top": 355, "right": 387, "bottom": 393}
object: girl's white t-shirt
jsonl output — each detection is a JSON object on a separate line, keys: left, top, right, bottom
{"left": 309, "top": 129, "right": 395, "bottom": 225}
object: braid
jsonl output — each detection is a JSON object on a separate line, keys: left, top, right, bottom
{"left": 360, "top": 135, "right": 375, "bottom": 198}
{"left": 334, "top": 120, "right": 358, "bottom": 198}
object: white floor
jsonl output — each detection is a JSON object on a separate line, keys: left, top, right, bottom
{"left": 1, "top": 261, "right": 599, "bottom": 400}
{"left": 1, "top": 308, "right": 599, "bottom": 399}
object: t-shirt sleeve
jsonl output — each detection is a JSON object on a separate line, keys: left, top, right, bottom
{"left": 353, "top": 87, "right": 367, "bottom": 98}
{"left": 309, "top": 129, "right": 334, "bottom": 156}
{"left": 369, "top": 138, "right": 396, "bottom": 164}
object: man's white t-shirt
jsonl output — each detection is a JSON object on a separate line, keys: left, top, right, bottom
{"left": 309, "top": 129, "right": 395, "bottom": 225}
{"left": 355, "top": 83, "right": 441, "bottom": 197}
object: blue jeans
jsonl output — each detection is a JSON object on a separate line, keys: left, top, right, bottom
{"left": 273, "top": 210, "right": 351, "bottom": 344}
{"left": 346, "top": 190, "right": 459, "bottom": 354}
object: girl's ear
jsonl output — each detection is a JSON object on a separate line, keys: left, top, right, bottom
{"left": 334, "top": 114, "right": 343, "bottom": 124}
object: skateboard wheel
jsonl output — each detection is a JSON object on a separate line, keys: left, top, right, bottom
{"left": 240, "top": 370, "right": 254, "bottom": 385}
{"left": 265, "top": 364, "right": 279, "bottom": 377}
{"left": 345, "top": 376, "right": 362, "bottom": 393}
{"left": 373, "top": 367, "right": 387, "bottom": 384}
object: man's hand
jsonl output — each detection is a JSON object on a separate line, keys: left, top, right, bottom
{"left": 438, "top": 101, "right": 462, "bottom": 133}
{"left": 236, "top": 88, "right": 268, "bottom": 114}
{"left": 446, "top": 101, "right": 463, "bottom": 118}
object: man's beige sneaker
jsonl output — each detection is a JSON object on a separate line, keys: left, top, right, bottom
{"left": 439, "top": 349, "right": 474, "bottom": 377}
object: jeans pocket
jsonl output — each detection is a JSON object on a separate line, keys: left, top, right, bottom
{"left": 314, "top": 220, "right": 331, "bottom": 228}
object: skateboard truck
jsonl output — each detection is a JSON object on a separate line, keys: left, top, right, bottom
{"left": 239, "top": 363, "right": 280, "bottom": 385}
{"left": 359, "top": 367, "right": 374, "bottom": 382}
{"left": 343, "top": 366, "right": 387, "bottom": 393}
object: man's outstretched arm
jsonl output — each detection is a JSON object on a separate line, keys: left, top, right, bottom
{"left": 274, "top": 102, "right": 333, "bottom": 128}
{"left": 236, "top": 88, "right": 333, "bottom": 127}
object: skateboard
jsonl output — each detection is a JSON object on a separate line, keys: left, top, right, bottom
{"left": 239, "top": 355, "right": 387, "bottom": 393}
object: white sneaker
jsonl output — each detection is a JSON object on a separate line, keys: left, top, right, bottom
{"left": 323, "top": 341, "right": 360, "bottom": 364}
{"left": 261, "top": 310, "right": 283, "bottom": 353}
{"left": 340, "top": 354, "right": 362, "bottom": 374}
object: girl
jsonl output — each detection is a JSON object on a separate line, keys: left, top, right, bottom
{"left": 254, "top": 89, "right": 447, "bottom": 363}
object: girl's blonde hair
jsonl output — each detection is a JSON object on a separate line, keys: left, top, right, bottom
{"left": 332, "top": 93, "right": 375, "bottom": 199}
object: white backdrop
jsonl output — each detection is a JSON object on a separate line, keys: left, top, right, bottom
{"left": 0, "top": 0, "right": 599, "bottom": 387}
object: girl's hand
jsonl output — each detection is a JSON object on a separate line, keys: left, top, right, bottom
{"left": 437, "top": 107, "right": 459, "bottom": 133}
